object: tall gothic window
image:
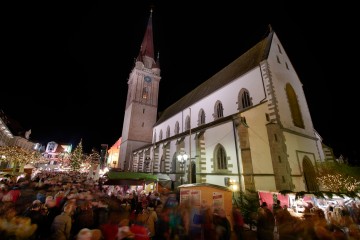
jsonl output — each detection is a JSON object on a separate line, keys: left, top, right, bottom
{"left": 160, "top": 156, "right": 165, "bottom": 173}
{"left": 174, "top": 121, "right": 180, "bottom": 134}
{"left": 166, "top": 126, "right": 170, "bottom": 138}
{"left": 238, "top": 88, "right": 252, "bottom": 110}
{"left": 214, "top": 101, "right": 224, "bottom": 120}
{"left": 214, "top": 144, "right": 228, "bottom": 171}
{"left": 185, "top": 116, "right": 191, "bottom": 131}
{"left": 198, "top": 109, "right": 205, "bottom": 126}
{"left": 153, "top": 132, "right": 157, "bottom": 143}
{"left": 159, "top": 130, "right": 163, "bottom": 141}
{"left": 286, "top": 83, "right": 305, "bottom": 128}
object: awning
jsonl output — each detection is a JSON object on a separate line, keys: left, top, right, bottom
{"left": 155, "top": 173, "right": 171, "bottom": 181}
{"left": 103, "top": 171, "right": 158, "bottom": 185}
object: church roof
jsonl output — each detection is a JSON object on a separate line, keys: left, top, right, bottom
{"left": 155, "top": 31, "right": 274, "bottom": 126}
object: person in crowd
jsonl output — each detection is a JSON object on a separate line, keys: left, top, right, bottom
{"left": 93, "top": 198, "right": 109, "bottom": 229}
{"left": 73, "top": 200, "right": 95, "bottom": 235}
{"left": 257, "top": 202, "right": 275, "bottom": 240}
{"left": 50, "top": 203, "right": 75, "bottom": 240}
{"left": 23, "top": 200, "right": 46, "bottom": 240}
{"left": 232, "top": 206, "right": 245, "bottom": 240}
{"left": 41, "top": 194, "right": 62, "bottom": 239}
{"left": 136, "top": 200, "right": 158, "bottom": 239}
{"left": 99, "top": 211, "right": 123, "bottom": 240}
{"left": 213, "top": 207, "right": 231, "bottom": 240}
{"left": 272, "top": 199, "right": 282, "bottom": 217}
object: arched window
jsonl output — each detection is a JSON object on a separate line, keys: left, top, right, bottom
{"left": 286, "top": 84, "right": 304, "bottom": 128}
{"left": 214, "top": 101, "right": 224, "bottom": 120}
{"left": 174, "top": 121, "right": 180, "bottom": 135}
{"left": 159, "top": 130, "right": 163, "bottom": 141}
{"left": 153, "top": 132, "right": 157, "bottom": 142}
{"left": 185, "top": 116, "right": 191, "bottom": 131}
{"left": 171, "top": 153, "right": 177, "bottom": 173}
{"left": 198, "top": 109, "right": 206, "bottom": 126}
{"left": 166, "top": 126, "right": 170, "bottom": 138}
{"left": 238, "top": 88, "right": 252, "bottom": 110}
{"left": 160, "top": 156, "right": 165, "bottom": 173}
{"left": 214, "top": 144, "right": 228, "bottom": 172}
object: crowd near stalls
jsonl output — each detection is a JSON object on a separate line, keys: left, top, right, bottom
{"left": 0, "top": 169, "right": 360, "bottom": 240}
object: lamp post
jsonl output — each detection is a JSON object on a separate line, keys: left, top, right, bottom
{"left": 189, "top": 108, "right": 192, "bottom": 184}
{"left": 177, "top": 152, "right": 188, "bottom": 184}
{"left": 229, "top": 179, "right": 238, "bottom": 206}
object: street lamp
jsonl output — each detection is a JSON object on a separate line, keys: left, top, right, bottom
{"left": 177, "top": 152, "right": 188, "bottom": 184}
{"left": 229, "top": 179, "right": 239, "bottom": 206}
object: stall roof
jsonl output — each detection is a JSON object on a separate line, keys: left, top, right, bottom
{"left": 103, "top": 171, "right": 158, "bottom": 185}
{"left": 178, "top": 183, "right": 232, "bottom": 192}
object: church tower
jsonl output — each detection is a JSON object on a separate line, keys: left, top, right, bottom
{"left": 119, "top": 10, "right": 161, "bottom": 170}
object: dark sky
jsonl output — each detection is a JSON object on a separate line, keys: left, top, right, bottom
{"left": 2, "top": 1, "right": 358, "bottom": 164}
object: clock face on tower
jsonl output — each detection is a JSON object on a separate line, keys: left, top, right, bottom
{"left": 144, "top": 75, "right": 152, "bottom": 83}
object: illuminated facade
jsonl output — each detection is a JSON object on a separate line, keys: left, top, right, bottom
{"left": 118, "top": 11, "right": 327, "bottom": 193}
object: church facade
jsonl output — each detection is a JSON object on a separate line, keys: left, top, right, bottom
{"left": 118, "top": 11, "right": 325, "bottom": 193}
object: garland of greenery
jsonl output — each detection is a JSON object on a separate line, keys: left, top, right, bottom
{"left": 278, "top": 190, "right": 359, "bottom": 199}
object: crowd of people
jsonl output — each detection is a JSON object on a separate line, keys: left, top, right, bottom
{"left": 0, "top": 169, "right": 360, "bottom": 240}
{"left": 0, "top": 170, "right": 238, "bottom": 240}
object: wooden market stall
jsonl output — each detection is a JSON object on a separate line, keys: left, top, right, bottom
{"left": 178, "top": 183, "right": 234, "bottom": 229}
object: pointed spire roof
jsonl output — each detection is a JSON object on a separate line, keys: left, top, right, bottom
{"left": 139, "top": 9, "right": 154, "bottom": 59}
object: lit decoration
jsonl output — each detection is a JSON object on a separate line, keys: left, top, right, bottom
{"left": 317, "top": 173, "right": 360, "bottom": 192}
{"left": 316, "top": 161, "right": 360, "bottom": 192}
{"left": 0, "top": 146, "right": 43, "bottom": 172}
{"left": 69, "top": 139, "right": 84, "bottom": 171}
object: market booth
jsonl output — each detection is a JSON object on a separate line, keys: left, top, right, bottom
{"left": 178, "top": 183, "right": 233, "bottom": 229}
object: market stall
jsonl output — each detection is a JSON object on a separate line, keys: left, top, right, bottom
{"left": 178, "top": 183, "right": 233, "bottom": 230}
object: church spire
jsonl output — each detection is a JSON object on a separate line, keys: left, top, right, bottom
{"left": 139, "top": 9, "right": 154, "bottom": 60}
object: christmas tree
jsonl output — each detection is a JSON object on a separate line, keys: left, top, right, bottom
{"left": 70, "top": 139, "right": 84, "bottom": 171}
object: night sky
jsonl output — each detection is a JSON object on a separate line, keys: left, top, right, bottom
{"left": 2, "top": 1, "right": 358, "bottom": 164}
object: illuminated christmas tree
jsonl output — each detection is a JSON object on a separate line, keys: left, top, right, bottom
{"left": 70, "top": 139, "right": 84, "bottom": 171}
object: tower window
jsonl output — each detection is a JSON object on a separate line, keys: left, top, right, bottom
{"left": 142, "top": 87, "right": 148, "bottom": 99}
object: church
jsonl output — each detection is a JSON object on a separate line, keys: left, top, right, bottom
{"left": 118, "top": 10, "right": 326, "bottom": 193}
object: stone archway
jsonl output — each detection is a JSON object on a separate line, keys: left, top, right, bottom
{"left": 302, "top": 157, "right": 319, "bottom": 191}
